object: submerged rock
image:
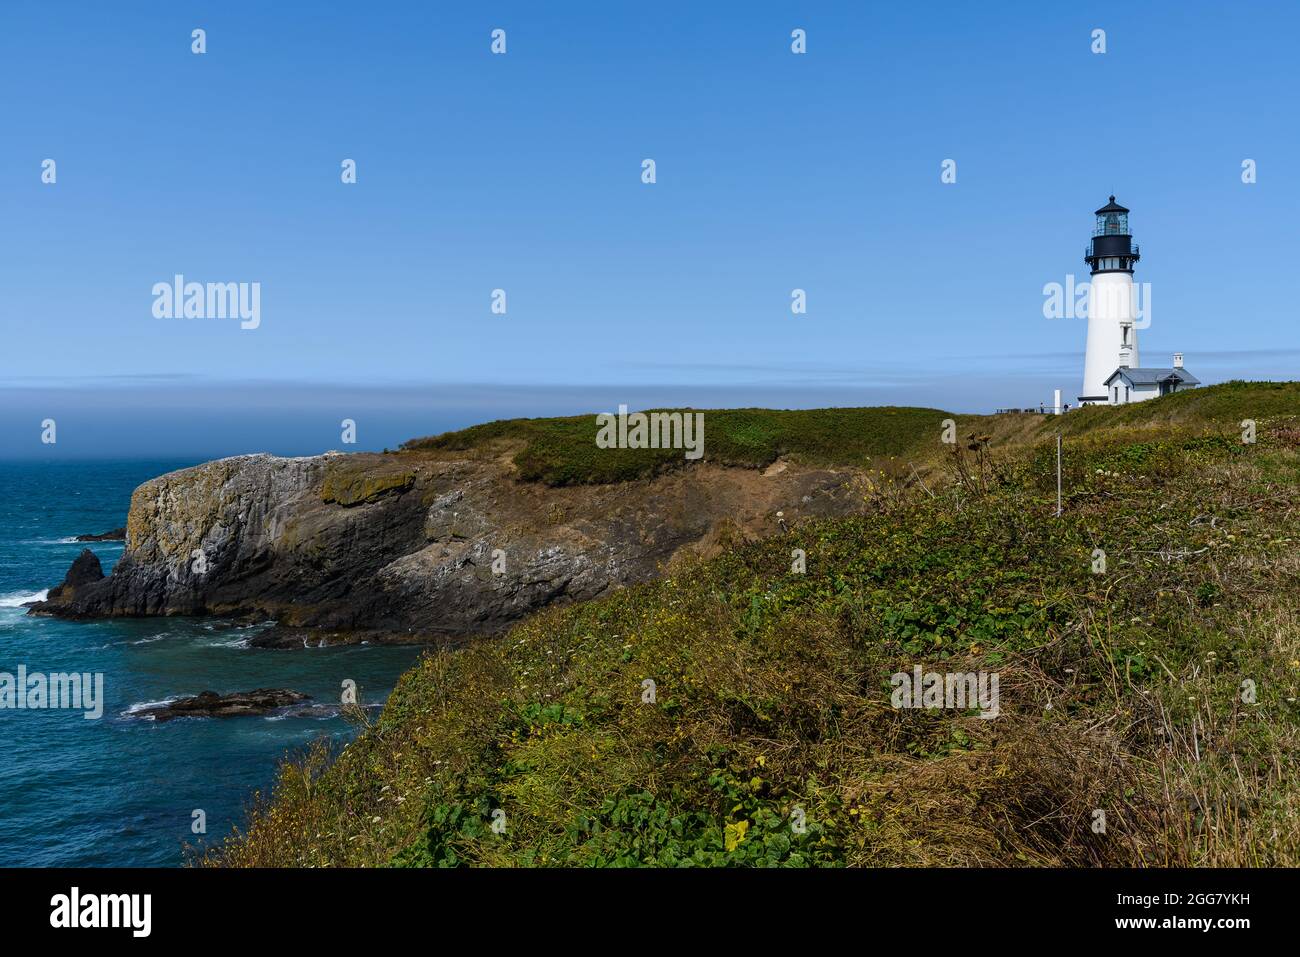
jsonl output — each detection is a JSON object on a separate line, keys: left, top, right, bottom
{"left": 133, "top": 689, "right": 310, "bottom": 722}
{"left": 75, "top": 527, "right": 126, "bottom": 542}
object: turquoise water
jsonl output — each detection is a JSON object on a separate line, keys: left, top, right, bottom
{"left": 0, "top": 460, "right": 426, "bottom": 866}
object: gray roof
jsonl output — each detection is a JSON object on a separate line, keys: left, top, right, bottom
{"left": 1104, "top": 367, "right": 1201, "bottom": 386}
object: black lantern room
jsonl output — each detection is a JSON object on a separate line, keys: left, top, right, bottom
{"left": 1084, "top": 196, "right": 1140, "bottom": 275}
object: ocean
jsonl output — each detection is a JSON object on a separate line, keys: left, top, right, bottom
{"left": 0, "top": 459, "right": 426, "bottom": 867}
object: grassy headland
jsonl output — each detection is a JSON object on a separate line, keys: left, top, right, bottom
{"left": 207, "top": 382, "right": 1299, "bottom": 867}
{"left": 402, "top": 406, "right": 957, "bottom": 485}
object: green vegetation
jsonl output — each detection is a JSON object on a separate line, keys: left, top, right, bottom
{"left": 402, "top": 406, "right": 951, "bottom": 485}
{"left": 1048, "top": 379, "right": 1300, "bottom": 437}
{"left": 206, "top": 383, "right": 1299, "bottom": 868}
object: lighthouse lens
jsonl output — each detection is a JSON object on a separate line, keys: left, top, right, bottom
{"left": 1095, "top": 212, "right": 1128, "bottom": 236}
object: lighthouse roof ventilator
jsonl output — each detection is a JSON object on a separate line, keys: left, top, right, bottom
{"left": 1078, "top": 197, "right": 1198, "bottom": 406}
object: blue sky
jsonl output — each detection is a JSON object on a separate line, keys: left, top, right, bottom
{"left": 2, "top": 0, "right": 1297, "bottom": 457}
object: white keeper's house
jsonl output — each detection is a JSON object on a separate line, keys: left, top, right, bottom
{"left": 1078, "top": 196, "right": 1199, "bottom": 406}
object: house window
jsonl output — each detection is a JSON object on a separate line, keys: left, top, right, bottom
{"left": 1113, "top": 386, "right": 1119, "bottom": 402}
{"left": 1125, "top": 385, "right": 1130, "bottom": 402}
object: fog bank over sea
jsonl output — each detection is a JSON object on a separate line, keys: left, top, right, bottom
{"left": 5, "top": 353, "right": 1296, "bottom": 460}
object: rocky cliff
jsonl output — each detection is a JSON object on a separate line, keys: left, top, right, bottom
{"left": 29, "top": 448, "right": 860, "bottom": 646}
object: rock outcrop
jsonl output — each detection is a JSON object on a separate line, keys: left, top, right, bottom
{"left": 29, "top": 448, "right": 861, "bottom": 646}
{"left": 131, "top": 689, "right": 310, "bottom": 722}
{"left": 45, "top": 549, "right": 105, "bottom": 602}
{"left": 75, "top": 528, "right": 126, "bottom": 542}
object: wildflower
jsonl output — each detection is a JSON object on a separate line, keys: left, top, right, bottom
{"left": 724, "top": 820, "right": 750, "bottom": 851}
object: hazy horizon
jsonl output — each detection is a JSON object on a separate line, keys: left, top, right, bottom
{"left": 4, "top": 363, "right": 1297, "bottom": 460}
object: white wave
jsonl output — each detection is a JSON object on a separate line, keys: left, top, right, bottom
{"left": 20, "top": 537, "right": 121, "bottom": 546}
{"left": 266, "top": 703, "right": 338, "bottom": 722}
{"left": 203, "top": 636, "right": 251, "bottom": 649}
{"left": 0, "top": 590, "right": 48, "bottom": 608}
{"left": 121, "top": 696, "right": 179, "bottom": 717}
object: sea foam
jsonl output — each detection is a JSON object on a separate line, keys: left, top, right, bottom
{"left": 0, "top": 589, "right": 48, "bottom": 608}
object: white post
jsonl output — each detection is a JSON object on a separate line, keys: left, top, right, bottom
{"left": 1056, "top": 435, "right": 1063, "bottom": 517}
{"left": 1053, "top": 389, "right": 1061, "bottom": 416}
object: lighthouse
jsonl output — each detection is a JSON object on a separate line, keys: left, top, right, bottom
{"left": 1079, "top": 196, "right": 1141, "bottom": 404}
{"left": 1076, "top": 196, "right": 1200, "bottom": 406}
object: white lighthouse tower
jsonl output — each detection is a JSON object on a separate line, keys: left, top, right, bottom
{"left": 1079, "top": 196, "right": 1141, "bottom": 404}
